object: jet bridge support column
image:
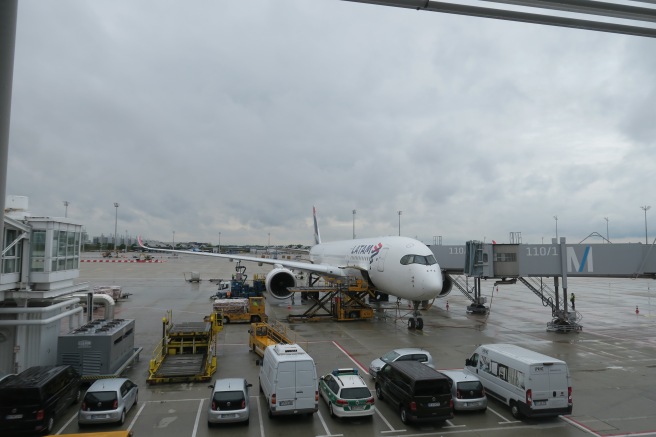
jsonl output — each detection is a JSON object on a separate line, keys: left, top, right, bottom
{"left": 466, "top": 277, "right": 488, "bottom": 314}
{"left": 547, "top": 238, "right": 582, "bottom": 332}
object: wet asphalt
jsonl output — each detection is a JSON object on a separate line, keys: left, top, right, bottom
{"left": 49, "top": 252, "right": 656, "bottom": 437}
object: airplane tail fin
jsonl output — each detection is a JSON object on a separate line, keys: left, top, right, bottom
{"left": 313, "top": 206, "right": 321, "bottom": 245}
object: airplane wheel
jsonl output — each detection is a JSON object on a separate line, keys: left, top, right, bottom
{"left": 407, "top": 318, "right": 416, "bottom": 330}
{"left": 416, "top": 318, "right": 424, "bottom": 330}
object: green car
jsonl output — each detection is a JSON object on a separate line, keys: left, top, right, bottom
{"left": 319, "top": 368, "right": 375, "bottom": 418}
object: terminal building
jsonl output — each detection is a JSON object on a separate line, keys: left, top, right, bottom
{"left": 1, "top": 195, "right": 89, "bottom": 375}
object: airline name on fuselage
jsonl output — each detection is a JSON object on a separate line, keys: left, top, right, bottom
{"left": 350, "top": 243, "right": 382, "bottom": 255}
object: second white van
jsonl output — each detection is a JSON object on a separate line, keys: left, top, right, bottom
{"left": 464, "top": 344, "right": 572, "bottom": 419}
{"left": 259, "top": 343, "right": 319, "bottom": 417}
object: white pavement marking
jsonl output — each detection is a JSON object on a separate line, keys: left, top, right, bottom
{"left": 191, "top": 398, "right": 204, "bottom": 437}
{"left": 255, "top": 395, "right": 265, "bottom": 437}
{"left": 128, "top": 402, "right": 148, "bottom": 431}
{"left": 316, "top": 410, "right": 343, "bottom": 437}
{"left": 486, "top": 405, "right": 517, "bottom": 423}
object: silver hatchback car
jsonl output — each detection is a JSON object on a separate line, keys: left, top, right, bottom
{"left": 207, "top": 378, "right": 252, "bottom": 426}
{"left": 439, "top": 370, "right": 487, "bottom": 412}
{"left": 78, "top": 378, "right": 138, "bottom": 426}
{"left": 369, "top": 348, "right": 435, "bottom": 379}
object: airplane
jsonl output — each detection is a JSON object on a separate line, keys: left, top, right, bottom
{"left": 138, "top": 207, "right": 453, "bottom": 330}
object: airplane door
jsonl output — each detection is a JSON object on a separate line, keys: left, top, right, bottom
{"left": 377, "top": 248, "right": 389, "bottom": 272}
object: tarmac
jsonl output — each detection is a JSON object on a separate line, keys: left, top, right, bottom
{"left": 49, "top": 252, "right": 656, "bottom": 437}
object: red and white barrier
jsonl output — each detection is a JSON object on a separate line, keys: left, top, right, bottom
{"left": 81, "top": 259, "right": 166, "bottom": 263}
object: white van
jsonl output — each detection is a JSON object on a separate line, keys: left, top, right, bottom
{"left": 464, "top": 344, "right": 572, "bottom": 419}
{"left": 259, "top": 343, "right": 319, "bottom": 417}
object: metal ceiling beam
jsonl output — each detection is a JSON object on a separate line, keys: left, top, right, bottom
{"left": 341, "top": 0, "right": 656, "bottom": 38}
{"left": 479, "top": 0, "right": 656, "bottom": 23}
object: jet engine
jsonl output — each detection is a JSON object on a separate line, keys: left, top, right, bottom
{"left": 439, "top": 273, "right": 453, "bottom": 298}
{"left": 264, "top": 268, "right": 296, "bottom": 301}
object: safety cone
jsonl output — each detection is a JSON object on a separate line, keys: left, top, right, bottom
{"left": 636, "top": 306, "right": 639, "bottom": 315}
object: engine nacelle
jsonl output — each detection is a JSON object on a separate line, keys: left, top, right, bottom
{"left": 439, "top": 273, "right": 453, "bottom": 298}
{"left": 265, "top": 268, "right": 297, "bottom": 301}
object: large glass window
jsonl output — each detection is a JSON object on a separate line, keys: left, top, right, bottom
{"left": 50, "top": 229, "right": 81, "bottom": 272}
{"left": 2, "top": 228, "right": 21, "bottom": 274}
{"left": 31, "top": 230, "right": 46, "bottom": 272}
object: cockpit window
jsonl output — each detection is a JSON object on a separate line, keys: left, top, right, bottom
{"left": 400, "top": 254, "right": 437, "bottom": 266}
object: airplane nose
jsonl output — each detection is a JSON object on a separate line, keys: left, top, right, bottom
{"left": 417, "top": 266, "right": 443, "bottom": 299}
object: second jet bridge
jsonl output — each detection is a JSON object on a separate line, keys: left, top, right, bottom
{"left": 431, "top": 238, "right": 656, "bottom": 331}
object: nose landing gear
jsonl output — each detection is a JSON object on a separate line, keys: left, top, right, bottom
{"left": 408, "top": 300, "right": 424, "bottom": 330}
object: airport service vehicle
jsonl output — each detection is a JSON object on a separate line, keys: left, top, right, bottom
{"left": 207, "top": 378, "right": 252, "bottom": 426}
{"left": 78, "top": 378, "right": 138, "bottom": 426}
{"left": 369, "top": 347, "right": 434, "bottom": 379}
{"left": 375, "top": 361, "right": 453, "bottom": 424}
{"left": 0, "top": 365, "right": 82, "bottom": 435}
{"left": 249, "top": 321, "right": 292, "bottom": 357}
{"left": 212, "top": 297, "right": 267, "bottom": 324}
{"left": 319, "top": 368, "right": 375, "bottom": 418}
{"left": 139, "top": 207, "right": 452, "bottom": 330}
{"left": 210, "top": 278, "right": 265, "bottom": 299}
{"left": 259, "top": 343, "right": 319, "bottom": 417}
{"left": 439, "top": 370, "right": 487, "bottom": 412}
{"left": 464, "top": 344, "right": 572, "bottom": 419}
{"left": 147, "top": 310, "right": 223, "bottom": 384}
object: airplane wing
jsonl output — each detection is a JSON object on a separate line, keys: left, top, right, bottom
{"left": 137, "top": 237, "right": 342, "bottom": 276}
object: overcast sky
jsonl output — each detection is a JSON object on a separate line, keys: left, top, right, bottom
{"left": 6, "top": 0, "right": 656, "bottom": 246}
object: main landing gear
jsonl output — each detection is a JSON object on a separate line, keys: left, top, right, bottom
{"left": 407, "top": 300, "right": 424, "bottom": 330}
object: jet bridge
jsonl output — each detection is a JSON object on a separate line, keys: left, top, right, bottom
{"left": 430, "top": 238, "right": 656, "bottom": 331}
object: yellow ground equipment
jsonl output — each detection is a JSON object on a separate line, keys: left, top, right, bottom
{"left": 287, "top": 280, "right": 375, "bottom": 322}
{"left": 212, "top": 296, "right": 267, "bottom": 324}
{"left": 147, "top": 310, "right": 223, "bottom": 384}
{"left": 248, "top": 321, "right": 293, "bottom": 357}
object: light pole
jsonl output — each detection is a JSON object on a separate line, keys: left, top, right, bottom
{"left": 553, "top": 215, "right": 558, "bottom": 240}
{"left": 398, "top": 211, "right": 402, "bottom": 236}
{"left": 218, "top": 232, "right": 221, "bottom": 254}
{"left": 172, "top": 230, "right": 175, "bottom": 249}
{"left": 604, "top": 217, "right": 609, "bottom": 243}
{"left": 352, "top": 209, "right": 356, "bottom": 239}
{"left": 63, "top": 201, "right": 69, "bottom": 217}
{"left": 113, "top": 202, "right": 119, "bottom": 254}
{"left": 641, "top": 205, "right": 651, "bottom": 244}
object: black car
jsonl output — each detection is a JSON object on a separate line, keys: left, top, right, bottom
{"left": 375, "top": 360, "right": 453, "bottom": 424}
{"left": 0, "top": 365, "right": 81, "bottom": 435}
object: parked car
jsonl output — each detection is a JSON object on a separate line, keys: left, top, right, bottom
{"left": 439, "top": 369, "right": 487, "bottom": 412}
{"left": 369, "top": 348, "right": 434, "bottom": 379}
{"left": 319, "top": 368, "right": 375, "bottom": 418}
{"left": 375, "top": 361, "right": 453, "bottom": 424}
{"left": 0, "top": 372, "right": 15, "bottom": 384}
{"left": 78, "top": 378, "right": 138, "bottom": 427}
{"left": 0, "top": 365, "right": 81, "bottom": 435}
{"left": 207, "top": 378, "right": 252, "bottom": 426}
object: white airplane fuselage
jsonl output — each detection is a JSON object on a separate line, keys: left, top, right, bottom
{"left": 309, "top": 236, "right": 444, "bottom": 301}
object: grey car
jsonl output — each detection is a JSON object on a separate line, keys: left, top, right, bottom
{"left": 369, "top": 348, "right": 434, "bottom": 379}
{"left": 439, "top": 370, "right": 487, "bottom": 412}
{"left": 207, "top": 378, "right": 252, "bottom": 426}
{"left": 78, "top": 378, "right": 138, "bottom": 426}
